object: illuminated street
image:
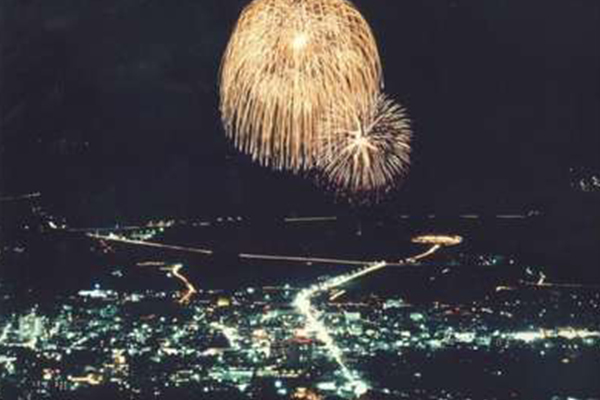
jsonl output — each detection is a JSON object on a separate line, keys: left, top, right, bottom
{"left": 162, "top": 264, "right": 198, "bottom": 305}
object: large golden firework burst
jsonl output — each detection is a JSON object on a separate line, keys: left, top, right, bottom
{"left": 314, "top": 93, "right": 412, "bottom": 201}
{"left": 220, "top": 0, "right": 383, "bottom": 171}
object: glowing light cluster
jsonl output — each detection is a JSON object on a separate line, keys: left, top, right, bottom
{"left": 412, "top": 234, "right": 464, "bottom": 247}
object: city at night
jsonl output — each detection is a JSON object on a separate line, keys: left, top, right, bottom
{"left": 1, "top": 1, "right": 599, "bottom": 399}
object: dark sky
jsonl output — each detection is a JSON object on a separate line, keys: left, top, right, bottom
{"left": 1, "top": 0, "right": 599, "bottom": 223}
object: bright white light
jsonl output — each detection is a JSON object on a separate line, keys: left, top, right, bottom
{"left": 291, "top": 32, "right": 309, "bottom": 50}
{"left": 511, "top": 331, "right": 540, "bottom": 343}
{"left": 353, "top": 380, "right": 369, "bottom": 396}
{"left": 317, "top": 382, "right": 337, "bottom": 391}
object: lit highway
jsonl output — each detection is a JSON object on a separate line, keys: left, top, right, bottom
{"left": 0, "top": 192, "right": 42, "bottom": 202}
{"left": 86, "top": 233, "right": 213, "bottom": 255}
{"left": 160, "top": 264, "right": 198, "bottom": 304}
{"left": 87, "top": 232, "right": 461, "bottom": 268}
{"left": 293, "top": 242, "right": 450, "bottom": 396}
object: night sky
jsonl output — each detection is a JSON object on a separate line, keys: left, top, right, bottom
{"left": 1, "top": 0, "right": 599, "bottom": 223}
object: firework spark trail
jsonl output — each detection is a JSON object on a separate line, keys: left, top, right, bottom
{"left": 220, "top": 0, "right": 382, "bottom": 171}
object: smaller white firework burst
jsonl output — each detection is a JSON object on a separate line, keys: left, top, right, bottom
{"left": 315, "top": 93, "right": 412, "bottom": 202}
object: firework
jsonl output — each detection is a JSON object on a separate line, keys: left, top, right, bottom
{"left": 314, "top": 93, "right": 412, "bottom": 200}
{"left": 220, "top": 0, "right": 382, "bottom": 171}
